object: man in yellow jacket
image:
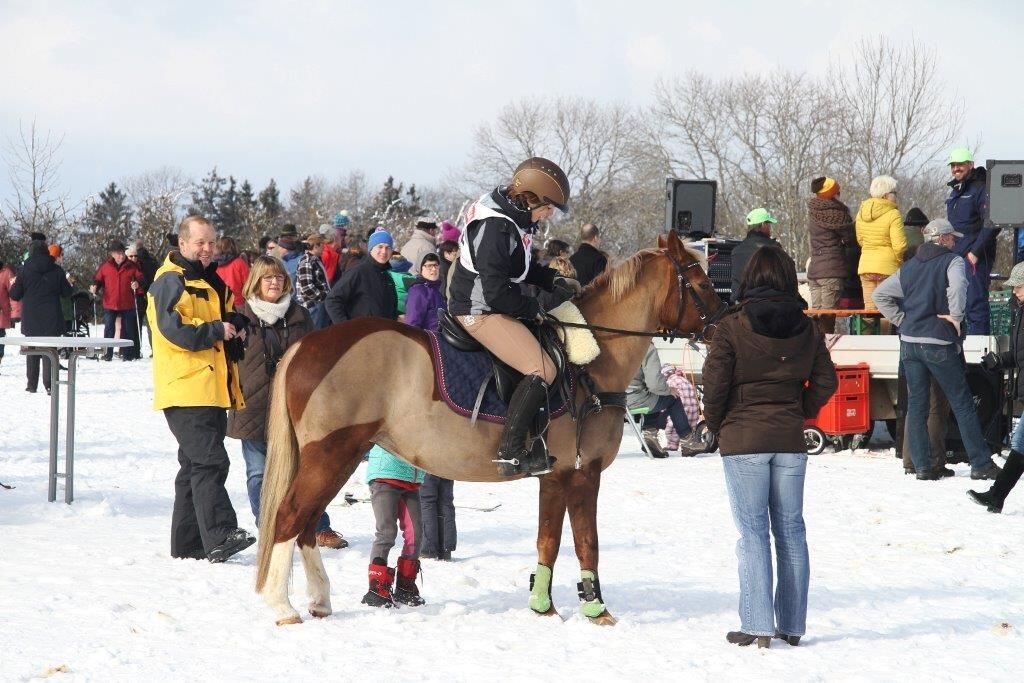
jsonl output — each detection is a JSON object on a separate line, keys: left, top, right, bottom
{"left": 148, "top": 215, "right": 254, "bottom": 563}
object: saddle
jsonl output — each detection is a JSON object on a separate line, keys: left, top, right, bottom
{"left": 432, "top": 309, "right": 571, "bottom": 424}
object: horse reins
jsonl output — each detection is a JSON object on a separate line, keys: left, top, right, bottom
{"left": 547, "top": 251, "right": 728, "bottom": 344}
{"left": 554, "top": 250, "right": 727, "bottom": 469}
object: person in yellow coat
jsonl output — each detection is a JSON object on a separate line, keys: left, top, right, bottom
{"left": 148, "top": 215, "right": 254, "bottom": 563}
{"left": 855, "top": 175, "right": 907, "bottom": 310}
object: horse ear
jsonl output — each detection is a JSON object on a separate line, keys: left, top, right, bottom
{"left": 666, "top": 229, "right": 686, "bottom": 259}
{"left": 657, "top": 234, "right": 668, "bottom": 249}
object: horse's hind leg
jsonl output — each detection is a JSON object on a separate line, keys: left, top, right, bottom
{"left": 263, "top": 535, "right": 301, "bottom": 625}
{"left": 531, "top": 473, "right": 569, "bottom": 616}
{"left": 566, "top": 462, "right": 616, "bottom": 625}
{"left": 299, "top": 543, "right": 332, "bottom": 618}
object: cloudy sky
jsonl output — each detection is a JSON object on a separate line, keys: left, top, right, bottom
{"left": 1, "top": 0, "right": 1021, "bottom": 204}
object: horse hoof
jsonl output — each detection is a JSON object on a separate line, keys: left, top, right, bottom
{"left": 276, "top": 615, "right": 303, "bottom": 626}
{"left": 308, "top": 605, "right": 332, "bottom": 619}
{"left": 587, "top": 611, "right": 617, "bottom": 626}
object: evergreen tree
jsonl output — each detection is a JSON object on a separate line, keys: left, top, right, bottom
{"left": 78, "top": 181, "right": 134, "bottom": 270}
{"left": 235, "top": 180, "right": 264, "bottom": 251}
{"left": 369, "top": 176, "right": 425, "bottom": 237}
{"left": 259, "top": 178, "right": 283, "bottom": 222}
{"left": 217, "top": 175, "right": 241, "bottom": 237}
{"left": 286, "top": 176, "right": 327, "bottom": 234}
{"left": 188, "top": 167, "right": 226, "bottom": 225}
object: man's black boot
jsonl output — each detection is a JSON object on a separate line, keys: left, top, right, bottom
{"left": 966, "top": 488, "right": 1003, "bottom": 513}
{"left": 495, "top": 375, "right": 552, "bottom": 477}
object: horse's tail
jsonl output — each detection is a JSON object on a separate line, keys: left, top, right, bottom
{"left": 255, "top": 341, "right": 303, "bottom": 593}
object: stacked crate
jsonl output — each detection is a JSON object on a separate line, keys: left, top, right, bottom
{"left": 989, "top": 291, "right": 1012, "bottom": 336}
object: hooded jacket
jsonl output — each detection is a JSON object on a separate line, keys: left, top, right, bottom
{"left": 399, "top": 228, "right": 438, "bottom": 277}
{"left": 702, "top": 287, "right": 837, "bottom": 456}
{"left": 405, "top": 277, "right": 445, "bottom": 331}
{"left": 215, "top": 255, "right": 250, "bottom": 311}
{"left": 807, "top": 196, "right": 855, "bottom": 280}
{"left": 729, "top": 230, "right": 778, "bottom": 302}
{"left": 9, "top": 253, "right": 73, "bottom": 336}
{"left": 855, "top": 198, "right": 907, "bottom": 275}
{"left": 448, "top": 188, "right": 557, "bottom": 318}
{"left": 147, "top": 252, "right": 244, "bottom": 411}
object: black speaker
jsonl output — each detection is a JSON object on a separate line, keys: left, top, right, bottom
{"left": 985, "top": 160, "right": 1024, "bottom": 228}
{"left": 665, "top": 178, "right": 717, "bottom": 238}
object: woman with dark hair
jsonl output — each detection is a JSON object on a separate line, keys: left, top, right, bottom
{"left": 9, "top": 241, "right": 74, "bottom": 393}
{"left": 214, "top": 236, "right": 249, "bottom": 311}
{"left": 702, "top": 245, "right": 837, "bottom": 649}
{"left": 543, "top": 238, "right": 571, "bottom": 264}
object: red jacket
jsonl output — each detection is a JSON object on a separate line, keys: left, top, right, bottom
{"left": 216, "top": 256, "right": 250, "bottom": 311}
{"left": 94, "top": 258, "right": 142, "bottom": 311}
{"left": 0, "top": 265, "right": 14, "bottom": 328}
{"left": 321, "top": 242, "right": 340, "bottom": 284}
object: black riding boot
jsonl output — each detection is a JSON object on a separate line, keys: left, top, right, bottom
{"left": 991, "top": 450, "right": 1024, "bottom": 503}
{"left": 496, "top": 375, "right": 553, "bottom": 477}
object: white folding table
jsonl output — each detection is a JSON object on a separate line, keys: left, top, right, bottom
{"left": 0, "top": 337, "right": 134, "bottom": 503}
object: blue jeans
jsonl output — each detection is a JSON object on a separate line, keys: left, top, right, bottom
{"left": 900, "top": 341, "right": 992, "bottom": 473}
{"left": 1010, "top": 413, "right": 1024, "bottom": 453}
{"left": 241, "top": 439, "right": 330, "bottom": 532}
{"left": 722, "top": 452, "right": 809, "bottom": 637}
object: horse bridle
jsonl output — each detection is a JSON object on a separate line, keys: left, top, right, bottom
{"left": 549, "top": 249, "right": 727, "bottom": 343}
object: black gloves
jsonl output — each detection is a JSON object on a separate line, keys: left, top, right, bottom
{"left": 223, "top": 312, "right": 248, "bottom": 363}
{"left": 981, "top": 352, "right": 1001, "bottom": 372}
{"left": 553, "top": 277, "right": 582, "bottom": 297}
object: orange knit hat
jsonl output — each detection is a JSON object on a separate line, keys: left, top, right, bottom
{"left": 48, "top": 244, "right": 63, "bottom": 258}
{"left": 811, "top": 176, "right": 840, "bottom": 199}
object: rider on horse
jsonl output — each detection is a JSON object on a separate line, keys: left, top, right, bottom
{"left": 448, "top": 157, "right": 581, "bottom": 477}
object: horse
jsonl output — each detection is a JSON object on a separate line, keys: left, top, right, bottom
{"left": 254, "top": 230, "right": 726, "bottom": 626}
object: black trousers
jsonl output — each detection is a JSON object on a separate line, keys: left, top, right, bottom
{"left": 164, "top": 406, "right": 238, "bottom": 558}
{"left": 419, "top": 474, "right": 456, "bottom": 554}
{"left": 26, "top": 355, "right": 52, "bottom": 392}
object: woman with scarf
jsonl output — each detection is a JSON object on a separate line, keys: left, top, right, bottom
{"left": 448, "top": 157, "right": 580, "bottom": 477}
{"left": 702, "top": 245, "right": 838, "bottom": 649}
{"left": 226, "top": 255, "right": 347, "bottom": 549}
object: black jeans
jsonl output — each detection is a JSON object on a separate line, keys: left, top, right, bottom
{"left": 26, "top": 354, "right": 52, "bottom": 392}
{"left": 164, "top": 406, "right": 238, "bottom": 558}
{"left": 651, "top": 394, "right": 691, "bottom": 436}
{"left": 419, "top": 474, "right": 456, "bottom": 554}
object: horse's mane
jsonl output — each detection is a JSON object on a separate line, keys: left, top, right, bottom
{"left": 583, "top": 241, "right": 702, "bottom": 303}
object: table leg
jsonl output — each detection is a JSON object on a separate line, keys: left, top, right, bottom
{"left": 65, "top": 353, "right": 78, "bottom": 504}
{"left": 46, "top": 350, "right": 60, "bottom": 503}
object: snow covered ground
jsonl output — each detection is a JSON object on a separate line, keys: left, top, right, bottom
{"left": 1, "top": 331, "right": 1022, "bottom": 681}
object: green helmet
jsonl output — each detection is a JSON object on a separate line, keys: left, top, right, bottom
{"left": 745, "top": 207, "right": 778, "bottom": 226}
{"left": 947, "top": 147, "right": 973, "bottom": 164}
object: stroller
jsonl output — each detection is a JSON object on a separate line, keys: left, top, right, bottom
{"left": 64, "top": 290, "right": 94, "bottom": 339}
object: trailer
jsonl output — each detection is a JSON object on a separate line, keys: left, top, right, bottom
{"left": 654, "top": 332, "right": 1012, "bottom": 457}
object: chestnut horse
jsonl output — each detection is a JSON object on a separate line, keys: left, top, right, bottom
{"left": 254, "top": 231, "right": 725, "bottom": 625}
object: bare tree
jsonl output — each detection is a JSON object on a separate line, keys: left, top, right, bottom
{"left": 1, "top": 120, "right": 77, "bottom": 248}
{"left": 122, "top": 166, "right": 194, "bottom": 254}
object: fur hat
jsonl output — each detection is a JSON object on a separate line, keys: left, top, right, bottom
{"left": 904, "top": 207, "right": 929, "bottom": 227}
{"left": 107, "top": 240, "right": 126, "bottom": 253}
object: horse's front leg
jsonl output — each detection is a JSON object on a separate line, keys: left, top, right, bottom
{"left": 531, "top": 472, "right": 568, "bottom": 616}
{"left": 566, "top": 462, "right": 616, "bottom": 625}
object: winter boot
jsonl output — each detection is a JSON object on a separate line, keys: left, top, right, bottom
{"left": 990, "top": 449, "right": 1024, "bottom": 504}
{"left": 642, "top": 428, "right": 669, "bottom": 458}
{"left": 361, "top": 558, "right": 396, "bottom": 608}
{"left": 393, "top": 556, "right": 425, "bottom": 607}
{"left": 966, "top": 488, "right": 1002, "bottom": 514}
{"left": 495, "top": 375, "right": 554, "bottom": 477}
{"left": 726, "top": 631, "right": 771, "bottom": 648}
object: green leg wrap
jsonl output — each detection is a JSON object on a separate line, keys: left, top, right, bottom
{"left": 578, "top": 569, "right": 606, "bottom": 618}
{"left": 528, "top": 564, "right": 553, "bottom": 613}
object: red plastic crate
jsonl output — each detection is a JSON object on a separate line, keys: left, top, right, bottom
{"left": 806, "top": 363, "right": 870, "bottom": 435}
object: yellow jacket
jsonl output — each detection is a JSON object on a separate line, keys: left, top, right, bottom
{"left": 855, "top": 198, "right": 907, "bottom": 276}
{"left": 147, "top": 253, "right": 245, "bottom": 411}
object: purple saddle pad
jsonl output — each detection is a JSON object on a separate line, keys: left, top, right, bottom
{"left": 425, "top": 330, "right": 573, "bottom": 425}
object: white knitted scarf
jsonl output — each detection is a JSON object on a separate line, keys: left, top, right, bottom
{"left": 247, "top": 296, "right": 291, "bottom": 326}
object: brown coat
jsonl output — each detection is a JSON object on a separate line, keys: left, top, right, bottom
{"left": 806, "top": 196, "right": 855, "bottom": 280}
{"left": 702, "top": 292, "right": 837, "bottom": 456}
{"left": 0, "top": 264, "right": 14, "bottom": 329}
{"left": 227, "top": 299, "right": 313, "bottom": 441}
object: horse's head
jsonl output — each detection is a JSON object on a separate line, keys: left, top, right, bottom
{"left": 654, "top": 231, "right": 727, "bottom": 342}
